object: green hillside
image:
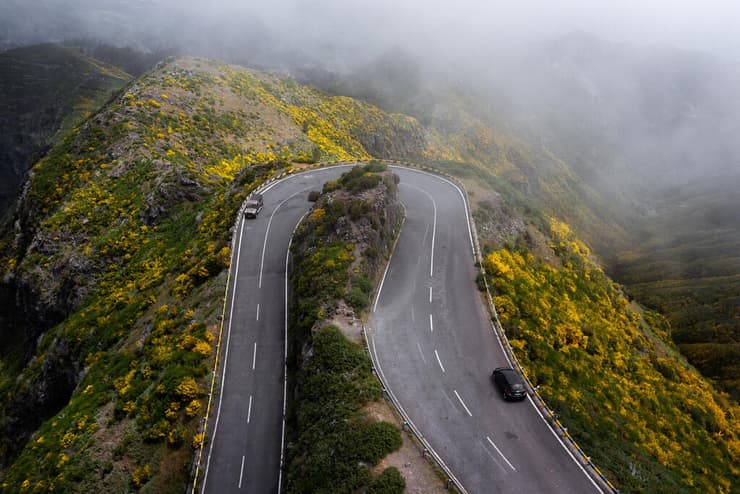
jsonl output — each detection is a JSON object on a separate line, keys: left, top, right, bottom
{"left": 0, "top": 43, "right": 131, "bottom": 217}
{"left": 611, "top": 184, "right": 740, "bottom": 400}
{"left": 0, "top": 55, "right": 736, "bottom": 492}
{"left": 485, "top": 220, "right": 738, "bottom": 492}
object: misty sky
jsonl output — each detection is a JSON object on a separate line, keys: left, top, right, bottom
{"left": 2, "top": 0, "right": 740, "bottom": 62}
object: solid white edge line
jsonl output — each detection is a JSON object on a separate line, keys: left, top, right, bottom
{"left": 196, "top": 164, "right": 354, "bottom": 493}
{"left": 369, "top": 334, "right": 468, "bottom": 494}
{"left": 429, "top": 313, "right": 434, "bottom": 333}
{"left": 202, "top": 218, "right": 245, "bottom": 493}
{"left": 373, "top": 202, "right": 406, "bottom": 313}
{"left": 278, "top": 211, "right": 308, "bottom": 494}
{"left": 238, "top": 455, "right": 245, "bottom": 488}
{"left": 399, "top": 182, "right": 437, "bottom": 277}
{"left": 252, "top": 342, "right": 257, "bottom": 370}
{"left": 389, "top": 166, "right": 474, "bottom": 258}
{"left": 430, "top": 189, "right": 436, "bottom": 276}
{"left": 259, "top": 189, "right": 305, "bottom": 288}
{"left": 247, "top": 395, "right": 253, "bottom": 423}
{"left": 434, "top": 349, "right": 446, "bottom": 373}
{"left": 527, "top": 395, "right": 604, "bottom": 493}
{"left": 453, "top": 389, "right": 473, "bottom": 417}
{"left": 486, "top": 436, "right": 517, "bottom": 472}
{"left": 395, "top": 165, "right": 604, "bottom": 491}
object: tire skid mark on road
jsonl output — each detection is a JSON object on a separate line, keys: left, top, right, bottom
{"left": 416, "top": 341, "right": 427, "bottom": 364}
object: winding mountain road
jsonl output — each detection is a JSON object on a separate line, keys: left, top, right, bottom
{"left": 199, "top": 164, "right": 601, "bottom": 494}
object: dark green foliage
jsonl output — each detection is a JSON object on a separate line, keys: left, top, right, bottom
{"left": 346, "top": 285, "right": 370, "bottom": 312}
{"left": 286, "top": 326, "right": 400, "bottom": 494}
{"left": 287, "top": 168, "right": 404, "bottom": 493}
{"left": 365, "top": 161, "right": 388, "bottom": 173}
{"left": 339, "top": 165, "right": 383, "bottom": 192}
{"left": 369, "top": 467, "right": 406, "bottom": 494}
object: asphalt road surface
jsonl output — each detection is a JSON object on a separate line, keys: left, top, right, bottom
{"left": 201, "top": 166, "right": 352, "bottom": 494}
{"left": 201, "top": 164, "right": 601, "bottom": 494}
{"left": 369, "top": 167, "right": 602, "bottom": 493}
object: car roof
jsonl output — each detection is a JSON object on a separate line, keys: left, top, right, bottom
{"left": 494, "top": 367, "right": 521, "bottom": 380}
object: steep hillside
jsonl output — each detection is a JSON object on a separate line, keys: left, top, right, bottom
{"left": 0, "top": 54, "right": 736, "bottom": 493}
{"left": 310, "top": 39, "right": 740, "bottom": 401}
{"left": 0, "top": 57, "right": 423, "bottom": 492}
{"left": 0, "top": 43, "right": 131, "bottom": 217}
{"left": 287, "top": 163, "right": 405, "bottom": 493}
{"left": 485, "top": 220, "right": 739, "bottom": 493}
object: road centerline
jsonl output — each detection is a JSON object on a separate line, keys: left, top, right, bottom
{"left": 453, "top": 389, "right": 473, "bottom": 417}
{"left": 259, "top": 189, "right": 304, "bottom": 288}
{"left": 434, "top": 349, "right": 446, "bottom": 373}
{"left": 247, "top": 395, "right": 253, "bottom": 424}
{"left": 252, "top": 342, "right": 257, "bottom": 370}
{"left": 429, "top": 313, "right": 434, "bottom": 332}
{"left": 238, "top": 455, "right": 245, "bottom": 488}
{"left": 486, "top": 435, "right": 517, "bottom": 471}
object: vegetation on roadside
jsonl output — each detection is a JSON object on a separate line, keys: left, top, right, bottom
{"left": 286, "top": 164, "right": 405, "bottom": 493}
{"left": 485, "top": 219, "right": 739, "bottom": 493}
{"left": 0, "top": 48, "right": 737, "bottom": 493}
{"left": 0, "top": 60, "right": 404, "bottom": 492}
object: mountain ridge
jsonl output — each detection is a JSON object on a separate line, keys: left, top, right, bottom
{"left": 0, "top": 53, "right": 737, "bottom": 492}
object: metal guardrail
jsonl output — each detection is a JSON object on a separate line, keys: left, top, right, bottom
{"left": 189, "top": 158, "right": 618, "bottom": 494}
{"left": 363, "top": 325, "right": 468, "bottom": 494}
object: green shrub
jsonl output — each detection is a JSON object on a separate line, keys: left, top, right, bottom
{"left": 365, "top": 161, "right": 388, "bottom": 173}
{"left": 346, "top": 286, "right": 369, "bottom": 312}
{"left": 351, "top": 421, "right": 402, "bottom": 464}
{"left": 369, "top": 467, "right": 406, "bottom": 494}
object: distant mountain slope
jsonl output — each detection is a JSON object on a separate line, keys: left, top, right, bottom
{"left": 311, "top": 36, "right": 740, "bottom": 401}
{"left": 0, "top": 56, "right": 736, "bottom": 492}
{"left": 0, "top": 43, "right": 131, "bottom": 218}
{"left": 0, "top": 56, "right": 448, "bottom": 492}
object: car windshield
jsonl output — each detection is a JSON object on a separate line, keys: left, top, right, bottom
{"left": 512, "top": 383, "right": 523, "bottom": 390}
{"left": 246, "top": 201, "right": 259, "bottom": 208}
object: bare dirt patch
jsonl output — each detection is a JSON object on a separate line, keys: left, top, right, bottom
{"left": 364, "top": 401, "right": 448, "bottom": 494}
{"left": 327, "top": 300, "right": 363, "bottom": 344}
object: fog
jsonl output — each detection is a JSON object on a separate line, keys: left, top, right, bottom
{"left": 3, "top": 0, "right": 740, "bottom": 65}
{"left": 2, "top": 0, "right": 740, "bottom": 191}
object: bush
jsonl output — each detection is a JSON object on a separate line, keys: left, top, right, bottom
{"left": 365, "top": 161, "right": 388, "bottom": 173}
{"left": 352, "top": 421, "right": 402, "bottom": 463}
{"left": 346, "top": 286, "right": 369, "bottom": 312}
{"left": 369, "top": 467, "right": 406, "bottom": 494}
{"left": 307, "top": 190, "right": 321, "bottom": 202}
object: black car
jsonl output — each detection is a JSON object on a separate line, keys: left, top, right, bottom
{"left": 243, "top": 193, "right": 264, "bottom": 218}
{"left": 492, "top": 367, "right": 527, "bottom": 401}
